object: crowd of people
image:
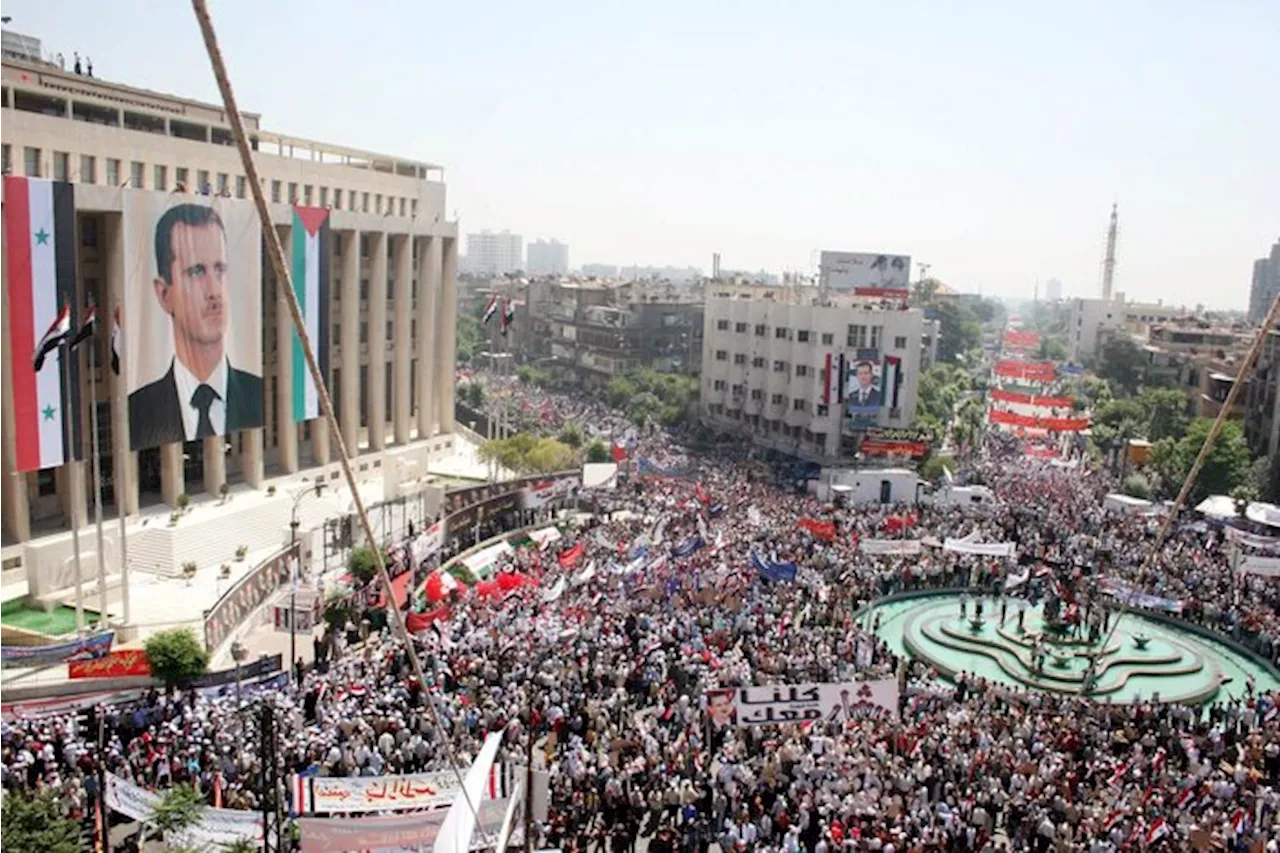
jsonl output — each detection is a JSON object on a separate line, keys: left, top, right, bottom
{"left": 4, "top": 370, "right": 1280, "bottom": 851}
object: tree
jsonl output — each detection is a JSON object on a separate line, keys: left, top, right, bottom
{"left": 911, "top": 277, "right": 942, "bottom": 305}
{"left": 557, "top": 422, "right": 584, "bottom": 448}
{"left": 478, "top": 434, "right": 576, "bottom": 473}
{"left": 605, "top": 377, "right": 638, "bottom": 409}
{"left": 221, "top": 838, "right": 260, "bottom": 853}
{"left": 516, "top": 365, "right": 551, "bottom": 386}
{"left": 1146, "top": 418, "right": 1252, "bottom": 502}
{"left": 1122, "top": 474, "right": 1152, "bottom": 500}
{"left": 1, "top": 788, "right": 81, "bottom": 853}
{"left": 145, "top": 628, "right": 210, "bottom": 691}
{"left": 1079, "top": 376, "right": 1113, "bottom": 408}
{"left": 934, "top": 301, "right": 981, "bottom": 364}
{"left": 147, "top": 783, "right": 206, "bottom": 843}
{"left": 920, "top": 454, "right": 956, "bottom": 483}
{"left": 1036, "top": 337, "right": 1068, "bottom": 362}
{"left": 1136, "top": 387, "right": 1189, "bottom": 442}
{"left": 348, "top": 547, "right": 379, "bottom": 586}
{"left": 1096, "top": 336, "right": 1148, "bottom": 396}
{"left": 585, "top": 440, "right": 611, "bottom": 464}
{"left": 456, "top": 315, "right": 482, "bottom": 364}
{"left": 459, "top": 381, "right": 485, "bottom": 409}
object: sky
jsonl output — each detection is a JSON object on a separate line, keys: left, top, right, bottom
{"left": 7, "top": 0, "right": 1277, "bottom": 309}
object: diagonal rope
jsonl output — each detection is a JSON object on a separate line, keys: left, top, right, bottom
{"left": 1087, "top": 291, "right": 1280, "bottom": 693}
{"left": 188, "top": 0, "right": 487, "bottom": 837}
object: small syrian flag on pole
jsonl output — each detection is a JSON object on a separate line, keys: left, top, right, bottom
{"left": 110, "top": 306, "right": 121, "bottom": 375}
{"left": 33, "top": 304, "right": 71, "bottom": 370}
{"left": 482, "top": 293, "right": 499, "bottom": 324}
{"left": 69, "top": 303, "right": 96, "bottom": 349}
{"left": 500, "top": 296, "right": 515, "bottom": 335}
{"left": 1145, "top": 817, "right": 1169, "bottom": 844}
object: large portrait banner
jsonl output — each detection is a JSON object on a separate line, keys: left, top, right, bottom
{"left": 123, "top": 193, "right": 263, "bottom": 450}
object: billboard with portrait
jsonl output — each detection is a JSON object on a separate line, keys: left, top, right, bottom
{"left": 820, "top": 251, "right": 911, "bottom": 296}
{"left": 123, "top": 193, "right": 262, "bottom": 450}
{"left": 844, "top": 358, "right": 883, "bottom": 419}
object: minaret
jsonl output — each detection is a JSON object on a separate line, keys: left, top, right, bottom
{"left": 1101, "top": 203, "right": 1118, "bottom": 301}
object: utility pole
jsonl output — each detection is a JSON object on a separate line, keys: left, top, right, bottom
{"left": 260, "top": 702, "right": 279, "bottom": 853}
{"left": 86, "top": 301, "right": 108, "bottom": 629}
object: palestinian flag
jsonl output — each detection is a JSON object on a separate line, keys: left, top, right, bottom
{"left": 482, "top": 293, "right": 499, "bottom": 324}
{"left": 290, "top": 206, "right": 331, "bottom": 422}
{"left": 4, "top": 176, "right": 82, "bottom": 472}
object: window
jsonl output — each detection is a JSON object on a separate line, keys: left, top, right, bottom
{"left": 236, "top": 176, "right": 247, "bottom": 199}
{"left": 797, "top": 329, "right": 810, "bottom": 343}
{"left": 23, "top": 146, "right": 41, "bottom": 177}
{"left": 1, "top": 144, "right": 10, "bottom": 174}
{"left": 754, "top": 323, "right": 767, "bottom": 337}
{"left": 271, "top": 180, "right": 282, "bottom": 203}
{"left": 131, "top": 161, "right": 145, "bottom": 189}
{"left": 288, "top": 182, "right": 298, "bottom": 202}
{"left": 751, "top": 388, "right": 763, "bottom": 401}
{"left": 795, "top": 364, "right": 809, "bottom": 377}
{"left": 752, "top": 356, "right": 765, "bottom": 368}
{"left": 153, "top": 164, "right": 167, "bottom": 191}
{"left": 360, "top": 235, "right": 370, "bottom": 258}
{"left": 79, "top": 155, "right": 96, "bottom": 184}
{"left": 894, "top": 335, "right": 907, "bottom": 349}
{"left": 53, "top": 151, "right": 69, "bottom": 181}
{"left": 771, "top": 393, "right": 785, "bottom": 405}
{"left": 105, "top": 158, "right": 120, "bottom": 186}
{"left": 362, "top": 192, "right": 370, "bottom": 212}
{"left": 792, "top": 399, "right": 806, "bottom": 412}
{"left": 716, "top": 319, "right": 729, "bottom": 331}
{"left": 847, "top": 324, "right": 868, "bottom": 348}
{"left": 197, "top": 170, "right": 211, "bottom": 193}
{"left": 360, "top": 322, "right": 368, "bottom": 344}
{"left": 772, "top": 360, "right": 787, "bottom": 373}
{"left": 870, "top": 325, "right": 883, "bottom": 350}
{"left": 360, "top": 279, "right": 369, "bottom": 300}
{"left": 733, "top": 353, "right": 747, "bottom": 365}
{"left": 304, "top": 185, "right": 313, "bottom": 206}
{"left": 375, "top": 194, "right": 383, "bottom": 213}
{"left": 715, "top": 350, "right": 728, "bottom": 362}
{"left": 334, "top": 188, "right": 343, "bottom": 209}
{"left": 175, "top": 166, "right": 189, "bottom": 188}
{"left": 399, "top": 198, "right": 407, "bottom": 217}
{"left": 821, "top": 332, "right": 834, "bottom": 345}
{"left": 731, "top": 384, "right": 745, "bottom": 396}
{"left": 735, "top": 321, "right": 748, "bottom": 333}
{"left": 320, "top": 187, "right": 328, "bottom": 207}
{"left": 412, "top": 200, "right": 418, "bottom": 217}
{"left": 712, "top": 379, "right": 727, "bottom": 391}
{"left": 775, "top": 326, "right": 789, "bottom": 340}
{"left": 81, "top": 219, "right": 98, "bottom": 248}
{"left": 816, "top": 404, "right": 829, "bottom": 417}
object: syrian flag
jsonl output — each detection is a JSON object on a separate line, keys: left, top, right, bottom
{"left": 110, "top": 306, "right": 121, "bottom": 375}
{"left": 482, "top": 293, "right": 499, "bottom": 324}
{"left": 69, "top": 303, "right": 96, "bottom": 349}
{"left": 1175, "top": 785, "right": 1195, "bottom": 810}
{"left": 4, "top": 176, "right": 82, "bottom": 472}
{"left": 1230, "top": 808, "right": 1247, "bottom": 836}
{"left": 1103, "top": 809, "right": 1124, "bottom": 832}
{"left": 1145, "top": 817, "right": 1169, "bottom": 844}
{"left": 1108, "top": 762, "right": 1128, "bottom": 787}
{"left": 290, "top": 206, "right": 331, "bottom": 422}
{"left": 500, "top": 297, "right": 515, "bottom": 336}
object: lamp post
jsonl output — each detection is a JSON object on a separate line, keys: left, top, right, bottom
{"left": 231, "top": 638, "right": 247, "bottom": 705}
{"left": 289, "top": 482, "right": 326, "bottom": 683}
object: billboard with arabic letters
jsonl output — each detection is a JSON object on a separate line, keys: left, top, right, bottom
{"left": 820, "top": 251, "right": 911, "bottom": 296}
{"left": 307, "top": 771, "right": 464, "bottom": 814}
{"left": 705, "top": 679, "right": 898, "bottom": 726}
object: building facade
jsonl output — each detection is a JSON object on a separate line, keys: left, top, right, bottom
{"left": 1067, "top": 296, "right": 1186, "bottom": 363}
{"left": 464, "top": 230, "right": 522, "bottom": 276}
{"left": 1250, "top": 240, "right": 1280, "bottom": 325}
{"left": 526, "top": 239, "right": 569, "bottom": 276}
{"left": 700, "top": 285, "right": 925, "bottom": 463}
{"left": 1, "top": 56, "right": 459, "bottom": 547}
{"left": 1245, "top": 326, "right": 1280, "bottom": 461}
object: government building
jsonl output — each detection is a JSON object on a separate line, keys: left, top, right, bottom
{"left": 1, "top": 45, "right": 459, "bottom": 591}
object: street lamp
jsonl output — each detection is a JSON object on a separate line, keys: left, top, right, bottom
{"left": 230, "top": 639, "right": 248, "bottom": 705}
{"left": 289, "top": 481, "right": 326, "bottom": 683}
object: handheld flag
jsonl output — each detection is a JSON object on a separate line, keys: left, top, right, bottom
{"left": 110, "top": 306, "right": 121, "bottom": 375}
{"left": 500, "top": 297, "right": 515, "bottom": 336}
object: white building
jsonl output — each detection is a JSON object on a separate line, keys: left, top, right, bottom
{"left": 700, "top": 285, "right": 926, "bottom": 462}
{"left": 465, "top": 230, "right": 523, "bottom": 276}
{"left": 526, "top": 238, "right": 569, "bottom": 276}
{"left": 1068, "top": 296, "right": 1184, "bottom": 363}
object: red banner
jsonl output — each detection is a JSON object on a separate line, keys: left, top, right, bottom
{"left": 1023, "top": 445, "right": 1059, "bottom": 459}
{"left": 798, "top": 517, "right": 836, "bottom": 542}
{"left": 405, "top": 606, "right": 451, "bottom": 634}
{"left": 990, "top": 388, "right": 1073, "bottom": 409}
{"left": 989, "top": 408, "right": 1089, "bottom": 432}
{"left": 695, "top": 482, "right": 712, "bottom": 505}
{"left": 558, "top": 543, "right": 585, "bottom": 569}
{"left": 1003, "top": 330, "right": 1040, "bottom": 349}
{"left": 994, "top": 360, "right": 1056, "bottom": 382}
{"left": 861, "top": 438, "right": 929, "bottom": 457}
{"left": 68, "top": 648, "right": 150, "bottom": 679}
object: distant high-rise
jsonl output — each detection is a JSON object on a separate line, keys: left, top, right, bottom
{"left": 526, "top": 239, "right": 570, "bottom": 275}
{"left": 1045, "top": 278, "right": 1063, "bottom": 302}
{"left": 1248, "top": 239, "right": 1280, "bottom": 324}
{"left": 464, "top": 230, "right": 523, "bottom": 276}
{"left": 581, "top": 263, "right": 619, "bottom": 278}
{"left": 1101, "top": 204, "right": 1118, "bottom": 301}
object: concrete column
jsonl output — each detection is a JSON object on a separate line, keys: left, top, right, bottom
{"left": 104, "top": 214, "right": 138, "bottom": 516}
{"left": 367, "top": 231, "right": 388, "bottom": 451}
{"left": 160, "top": 442, "right": 184, "bottom": 505}
{"left": 202, "top": 435, "right": 226, "bottom": 496}
{"left": 242, "top": 429, "right": 264, "bottom": 487}
{"left": 392, "top": 235, "right": 413, "bottom": 444}
{"left": 416, "top": 237, "right": 439, "bottom": 438}
{"left": 275, "top": 224, "right": 299, "bottom": 473}
{"left": 339, "top": 230, "right": 360, "bottom": 456}
{"left": 312, "top": 418, "right": 330, "bottom": 466}
{"left": 436, "top": 237, "right": 458, "bottom": 432}
{"left": 1, "top": 217, "right": 32, "bottom": 541}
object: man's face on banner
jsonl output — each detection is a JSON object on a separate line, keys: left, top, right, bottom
{"left": 856, "top": 362, "right": 874, "bottom": 391}
{"left": 156, "top": 221, "right": 229, "bottom": 350}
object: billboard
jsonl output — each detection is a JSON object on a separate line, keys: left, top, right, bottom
{"left": 820, "top": 251, "right": 911, "bottom": 296}
{"left": 123, "top": 193, "right": 263, "bottom": 450}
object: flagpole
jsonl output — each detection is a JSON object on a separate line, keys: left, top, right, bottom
{"left": 88, "top": 309, "right": 108, "bottom": 630}
{"left": 59, "top": 342, "right": 86, "bottom": 636}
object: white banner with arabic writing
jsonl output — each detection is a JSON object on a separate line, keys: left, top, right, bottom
{"left": 105, "top": 773, "right": 262, "bottom": 849}
{"left": 706, "top": 679, "right": 898, "bottom": 727}
{"left": 859, "top": 539, "right": 922, "bottom": 555}
{"left": 309, "top": 770, "right": 462, "bottom": 814}
{"left": 1243, "top": 555, "right": 1280, "bottom": 578}
{"left": 942, "top": 538, "right": 1016, "bottom": 558}
{"left": 412, "top": 521, "right": 444, "bottom": 564}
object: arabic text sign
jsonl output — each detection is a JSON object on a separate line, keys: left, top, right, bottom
{"left": 299, "top": 803, "right": 509, "bottom": 853}
{"left": 942, "top": 538, "right": 1015, "bottom": 558}
{"left": 1, "top": 630, "right": 113, "bottom": 669}
{"left": 69, "top": 648, "right": 150, "bottom": 679}
{"left": 106, "top": 773, "right": 262, "bottom": 847}
{"left": 714, "top": 679, "right": 898, "bottom": 727}
{"left": 859, "top": 539, "right": 923, "bottom": 555}
{"left": 308, "top": 771, "right": 462, "bottom": 814}
{"left": 1242, "top": 555, "right": 1280, "bottom": 578}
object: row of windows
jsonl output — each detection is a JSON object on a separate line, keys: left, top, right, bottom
{"left": 710, "top": 353, "right": 820, "bottom": 378}
{"left": 708, "top": 380, "right": 832, "bottom": 415}
{"left": 704, "top": 405, "right": 828, "bottom": 443}
{"left": 2, "top": 144, "right": 420, "bottom": 219}
{"left": 712, "top": 319, "right": 910, "bottom": 352}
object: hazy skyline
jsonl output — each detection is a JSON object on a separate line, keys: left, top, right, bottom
{"left": 8, "top": 0, "right": 1276, "bottom": 309}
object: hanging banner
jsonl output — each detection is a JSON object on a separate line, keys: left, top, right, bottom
{"left": 299, "top": 802, "right": 509, "bottom": 853}
{"left": 203, "top": 545, "right": 296, "bottom": 652}
{"left": 518, "top": 477, "right": 577, "bottom": 510}
{"left": 859, "top": 539, "right": 923, "bottom": 555}
{"left": 1002, "top": 330, "right": 1040, "bottom": 349}
{"left": 411, "top": 521, "right": 444, "bottom": 565}
{"left": 994, "top": 360, "right": 1056, "bottom": 382}
{"left": 1225, "top": 526, "right": 1280, "bottom": 553}
{"left": 706, "top": 679, "right": 898, "bottom": 727}
{"left": 1098, "top": 578, "right": 1183, "bottom": 614}
{"left": 943, "top": 538, "right": 1015, "bottom": 557}
{"left": 988, "top": 409, "right": 1089, "bottom": 432}
{"left": 1, "top": 630, "right": 113, "bottom": 669}
{"left": 105, "top": 773, "right": 263, "bottom": 847}
{"left": 305, "top": 771, "right": 467, "bottom": 814}
{"left": 68, "top": 648, "right": 150, "bottom": 679}
{"left": 1242, "top": 556, "right": 1280, "bottom": 577}
{"left": 990, "top": 388, "right": 1073, "bottom": 409}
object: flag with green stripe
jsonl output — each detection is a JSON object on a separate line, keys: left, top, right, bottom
{"left": 290, "top": 206, "right": 330, "bottom": 422}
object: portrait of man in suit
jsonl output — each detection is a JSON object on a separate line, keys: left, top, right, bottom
{"left": 846, "top": 360, "right": 882, "bottom": 411}
{"left": 128, "top": 203, "right": 263, "bottom": 449}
